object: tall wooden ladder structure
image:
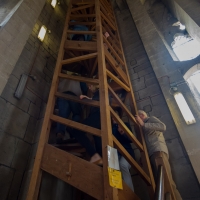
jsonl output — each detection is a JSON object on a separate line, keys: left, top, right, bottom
{"left": 26, "top": 0, "right": 156, "bottom": 199}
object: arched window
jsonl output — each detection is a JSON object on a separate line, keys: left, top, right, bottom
{"left": 184, "top": 64, "right": 200, "bottom": 106}
{"left": 171, "top": 33, "right": 200, "bottom": 61}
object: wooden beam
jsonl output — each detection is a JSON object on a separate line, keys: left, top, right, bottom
{"left": 101, "top": 11, "right": 116, "bottom": 31}
{"left": 108, "top": 85, "right": 138, "bottom": 125}
{"left": 55, "top": 92, "right": 100, "bottom": 107}
{"left": 61, "top": 52, "right": 97, "bottom": 65}
{"left": 67, "top": 30, "right": 96, "bottom": 35}
{"left": 119, "top": 180, "right": 140, "bottom": 200}
{"left": 104, "top": 48, "right": 129, "bottom": 85}
{"left": 95, "top": 0, "right": 119, "bottom": 199}
{"left": 71, "top": 4, "right": 94, "bottom": 12}
{"left": 41, "top": 144, "right": 104, "bottom": 200}
{"left": 58, "top": 73, "right": 99, "bottom": 84}
{"left": 51, "top": 114, "right": 101, "bottom": 137}
{"left": 89, "top": 57, "right": 98, "bottom": 77}
{"left": 65, "top": 40, "right": 97, "bottom": 51}
{"left": 69, "top": 21, "right": 96, "bottom": 25}
{"left": 107, "top": 69, "right": 130, "bottom": 92}
{"left": 110, "top": 107, "right": 144, "bottom": 152}
{"left": 72, "top": 0, "right": 95, "bottom": 5}
{"left": 70, "top": 14, "right": 96, "bottom": 18}
{"left": 113, "top": 136, "right": 151, "bottom": 186}
{"left": 26, "top": 2, "right": 73, "bottom": 200}
{"left": 103, "top": 35, "right": 124, "bottom": 66}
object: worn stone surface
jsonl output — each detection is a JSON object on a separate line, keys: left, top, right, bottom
{"left": 2, "top": 104, "right": 30, "bottom": 138}
{"left": 0, "top": 132, "right": 18, "bottom": 166}
{"left": 114, "top": 0, "right": 200, "bottom": 198}
{"left": 0, "top": 166, "right": 15, "bottom": 200}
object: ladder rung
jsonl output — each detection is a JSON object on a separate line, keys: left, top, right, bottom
{"left": 69, "top": 21, "right": 96, "bottom": 25}
{"left": 108, "top": 85, "right": 138, "bottom": 125}
{"left": 107, "top": 69, "right": 130, "bottom": 92}
{"left": 110, "top": 107, "right": 144, "bottom": 152}
{"left": 51, "top": 115, "right": 101, "bottom": 137}
{"left": 64, "top": 40, "right": 97, "bottom": 51}
{"left": 72, "top": 0, "right": 95, "bottom": 5}
{"left": 67, "top": 30, "right": 96, "bottom": 35}
{"left": 58, "top": 73, "right": 99, "bottom": 84}
{"left": 113, "top": 136, "right": 151, "bottom": 185}
{"left": 70, "top": 14, "right": 96, "bottom": 18}
{"left": 61, "top": 52, "right": 97, "bottom": 65}
{"left": 105, "top": 48, "right": 129, "bottom": 85}
{"left": 71, "top": 4, "right": 94, "bottom": 12}
{"left": 101, "top": 12, "right": 116, "bottom": 31}
{"left": 55, "top": 92, "right": 100, "bottom": 107}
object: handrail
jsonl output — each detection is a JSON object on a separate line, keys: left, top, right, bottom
{"left": 154, "top": 165, "right": 164, "bottom": 200}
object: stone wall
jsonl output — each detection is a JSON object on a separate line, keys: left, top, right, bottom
{"left": 0, "top": 0, "right": 70, "bottom": 199}
{"left": 113, "top": 0, "right": 200, "bottom": 199}
{"left": 0, "top": 0, "right": 47, "bottom": 94}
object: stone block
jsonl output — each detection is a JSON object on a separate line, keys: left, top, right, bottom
{"left": 151, "top": 94, "right": 167, "bottom": 106}
{"left": 170, "top": 157, "right": 200, "bottom": 199}
{"left": 137, "top": 97, "right": 152, "bottom": 110}
{"left": 23, "top": 89, "right": 42, "bottom": 108}
{"left": 33, "top": 118, "right": 44, "bottom": 143}
{"left": 28, "top": 102, "right": 40, "bottom": 119}
{"left": 138, "top": 67, "right": 153, "bottom": 77}
{"left": 2, "top": 103, "right": 30, "bottom": 138}
{"left": 138, "top": 84, "right": 161, "bottom": 99}
{"left": 11, "top": 139, "right": 31, "bottom": 171}
{"left": 7, "top": 170, "right": 24, "bottom": 200}
{"left": 131, "top": 77, "right": 146, "bottom": 92}
{"left": 145, "top": 77, "right": 158, "bottom": 87}
{"left": 133, "top": 62, "right": 152, "bottom": 73}
{"left": 1, "top": 78, "right": 30, "bottom": 113}
{"left": 0, "top": 166, "right": 15, "bottom": 200}
{"left": 18, "top": 170, "right": 32, "bottom": 200}
{"left": 149, "top": 104, "right": 171, "bottom": 118}
{"left": 0, "top": 98, "right": 8, "bottom": 128}
{"left": 0, "top": 132, "right": 18, "bottom": 166}
{"left": 24, "top": 117, "right": 38, "bottom": 143}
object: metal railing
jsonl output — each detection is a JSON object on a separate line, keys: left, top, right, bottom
{"left": 154, "top": 165, "right": 164, "bottom": 200}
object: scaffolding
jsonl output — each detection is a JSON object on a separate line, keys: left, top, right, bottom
{"left": 26, "top": 0, "right": 157, "bottom": 199}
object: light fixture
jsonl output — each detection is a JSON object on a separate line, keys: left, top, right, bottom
{"left": 174, "top": 92, "right": 196, "bottom": 125}
{"left": 15, "top": 74, "right": 28, "bottom": 99}
{"left": 179, "top": 23, "right": 186, "bottom": 30}
{"left": 38, "top": 25, "right": 47, "bottom": 42}
{"left": 51, "top": 0, "right": 57, "bottom": 8}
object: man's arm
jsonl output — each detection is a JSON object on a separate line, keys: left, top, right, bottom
{"left": 144, "top": 117, "right": 166, "bottom": 132}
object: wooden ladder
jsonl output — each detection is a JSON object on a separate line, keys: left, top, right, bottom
{"left": 26, "top": 0, "right": 156, "bottom": 199}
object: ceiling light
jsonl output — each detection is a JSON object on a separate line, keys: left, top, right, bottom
{"left": 38, "top": 25, "right": 47, "bottom": 42}
{"left": 174, "top": 92, "right": 196, "bottom": 125}
{"left": 51, "top": 0, "right": 57, "bottom": 8}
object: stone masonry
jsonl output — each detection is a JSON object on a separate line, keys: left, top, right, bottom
{"left": 113, "top": 0, "right": 200, "bottom": 199}
{"left": 0, "top": 0, "right": 70, "bottom": 199}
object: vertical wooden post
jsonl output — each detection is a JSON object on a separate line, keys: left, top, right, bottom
{"left": 26, "top": 2, "right": 72, "bottom": 200}
{"left": 95, "top": 0, "right": 119, "bottom": 199}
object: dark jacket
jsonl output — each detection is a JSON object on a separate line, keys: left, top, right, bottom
{"left": 112, "top": 122, "right": 135, "bottom": 159}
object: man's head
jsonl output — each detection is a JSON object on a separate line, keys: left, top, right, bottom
{"left": 138, "top": 110, "right": 148, "bottom": 121}
{"left": 87, "top": 84, "right": 98, "bottom": 93}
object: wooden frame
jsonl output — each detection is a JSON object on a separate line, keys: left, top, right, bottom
{"left": 26, "top": 0, "right": 156, "bottom": 199}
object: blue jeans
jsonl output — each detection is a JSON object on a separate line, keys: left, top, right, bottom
{"left": 72, "top": 111, "right": 102, "bottom": 157}
{"left": 57, "top": 91, "right": 82, "bottom": 135}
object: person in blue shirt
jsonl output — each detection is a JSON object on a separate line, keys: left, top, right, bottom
{"left": 112, "top": 115, "right": 135, "bottom": 192}
{"left": 70, "top": 22, "right": 92, "bottom": 41}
